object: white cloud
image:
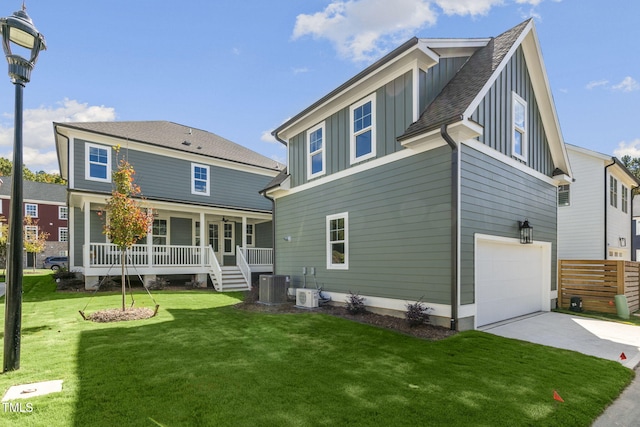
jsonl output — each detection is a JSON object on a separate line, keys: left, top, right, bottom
{"left": 586, "top": 79, "right": 609, "bottom": 90}
{"left": 612, "top": 76, "right": 639, "bottom": 92}
{"left": 292, "top": 0, "right": 559, "bottom": 62}
{"left": 292, "top": 67, "right": 310, "bottom": 75}
{"left": 0, "top": 99, "right": 116, "bottom": 173}
{"left": 261, "top": 130, "right": 278, "bottom": 144}
{"left": 614, "top": 139, "right": 640, "bottom": 158}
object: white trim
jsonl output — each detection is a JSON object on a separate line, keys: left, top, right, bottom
{"left": 412, "top": 62, "right": 420, "bottom": 122}
{"left": 85, "top": 142, "right": 111, "bottom": 183}
{"left": 191, "top": 163, "right": 211, "bottom": 196}
{"left": 511, "top": 91, "right": 528, "bottom": 162}
{"left": 223, "top": 222, "right": 235, "bottom": 255}
{"left": 245, "top": 222, "right": 255, "bottom": 247}
{"left": 473, "top": 233, "right": 552, "bottom": 329}
{"left": 25, "top": 203, "right": 38, "bottom": 218}
{"left": 306, "top": 122, "right": 326, "bottom": 180}
{"left": 326, "top": 212, "right": 349, "bottom": 270}
{"left": 349, "top": 93, "right": 377, "bottom": 164}
{"left": 58, "top": 206, "right": 68, "bottom": 220}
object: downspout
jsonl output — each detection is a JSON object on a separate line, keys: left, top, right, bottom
{"left": 440, "top": 125, "right": 459, "bottom": 331}
{"left": 604, "top": 160, "right": 616, "bottom": 259}
{"left": 632, "top": 188, "right": 639, "bottom": 261}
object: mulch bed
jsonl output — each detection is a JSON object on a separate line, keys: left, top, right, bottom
{"left": 82, "top": 307, "right": 157, "bottom": 323}
{"left": 235, "top": 300, "right": 456, "bottom": 341}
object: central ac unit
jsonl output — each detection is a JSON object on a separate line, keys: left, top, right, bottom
{"left": 296, "top": 288, "right": 319, "bottom": 308}
{"left": 259, "top": 275, "right": 289, "bottom": 304}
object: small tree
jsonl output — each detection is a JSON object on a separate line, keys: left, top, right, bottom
{"left": 0, "top": 216, "right": 8, "bottom": 275}
{"left": 101, "top": 146, "right": 154, "bottom": 311}
{"left": 23, "top": 216, "right": 49, "bottom": 272}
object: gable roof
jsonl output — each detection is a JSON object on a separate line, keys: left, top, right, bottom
{"left": 54, "top": 121, "right": 283, "bottom": 172}
{"left": 399, "top": 20, "right": 530, "bottom": 140}
{"left": 0, "top": 176, "right": 66, "bottom": 203}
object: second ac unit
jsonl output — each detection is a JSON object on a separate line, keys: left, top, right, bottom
{"left": 296, "top": 288, "right": 319, "bottom": 308}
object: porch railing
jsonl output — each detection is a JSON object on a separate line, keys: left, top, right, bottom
{"left": 236, "top": 245, "right": 251, "bottom": 286}
{"left": 89, "top": 243, "right": 207, "bottom": 267}
{"left": 242, "top": 247, "right": 273, "bottom": 265}
{"left": 207, "top": 246, "right": 222, "bottom": 288}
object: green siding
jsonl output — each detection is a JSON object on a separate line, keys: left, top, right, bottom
{"left": 470, "top": 47, "right": 554, "bottom": 175}
{"left": 73, "top": 207, "right": 83, "bottom": 266}
{"left": 170, "top": 217, "right": 192, "bottom": 245}
{"left": 289, "top": 71, "right": 413, "bottom": 187}
{"left": 459, "top": 145, "right": 557, "bottom": 304}
{"left": 275, "top": 147, "right": 453, "bottom": 303}
{"left": 256, "top": 222, "right": 272, "bottom": 248}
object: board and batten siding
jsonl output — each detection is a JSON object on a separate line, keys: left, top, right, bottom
{"left": 288, "top": 71, "right": 414, "bottom": 188}
{"left": 460, "top": 145, "right": 558, "bottom": 305}
{"left": 72, "top": 139, "right": 273, "bottom": 211}
{"left": 275, "top": 147, "right": 453, "bottom": 304}
{"left": 419, "top": 57, "right": 469, "bottom": 112}
{"left": 73, "top": 207, "right": 84, "bottom": 266}
{"left": 470, "top": 46, "right": 554, "bottom": 176}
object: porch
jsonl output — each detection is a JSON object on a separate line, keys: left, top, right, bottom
{"left": 84, "top": 243, "right": 273, "bottom": 292}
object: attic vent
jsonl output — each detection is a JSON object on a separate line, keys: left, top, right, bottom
{"left": 182, "top": 140, "right": 191, "bottom": 146}
{"left": 197, "top": 146, "right": 202, "bottom": 150}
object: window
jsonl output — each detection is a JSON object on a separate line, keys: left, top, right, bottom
{"left": 191, "top": 163, "right": 210, "bottom": 196}
{"left": 195, "top": 221, "right": 201, "bottom": 246}
{"left": 25, "top": 203, "right": 38, "bottom": 218}
{"left": 24, "top": 225, "right": 37, "bottom": 242}
{"left": 208, "top": 223, "right": 218, "bottom": 251}
{"left": 223, "top": 222, "right": 234, "bottom": 254}
{"left": 59, "top": 206, "right": 68, "bottom": 220}
{"left": 86, "top": 143, "right": 111, "bottom": 182}
{"left": 246, "top": 224, "right": 254, "bottom": 247}
{"left": 610, "top": 176, "right": 618, "bottom": 208}
{"left": 327, "top": 212, "right": 348, "bottom": 270}
{"left": 307, "top": 122, "right": 326, "bottom": 179}
{"left": 622, "top": 186, "right": 628, "bottom": 213}
{"left": 558, "top": 185, "right": 570, "bottom": 207}
{"left": 350, "top": 94, "right": 376, "bottom": 164}
{"left": 512, "top": 92, "right": 527, "bottom": 161}
{"left": 59, "top": 227, "right": 68, "bottom": 242}
{"left": 152, "top": 219, "right": 167, "bottom": 245}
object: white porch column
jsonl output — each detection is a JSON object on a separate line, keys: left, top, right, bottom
{"left": 199, "top": 211, "right": 206, "bottom": 266}
{"left": 147, "top": 208, "right": 153, "bottom": 267}
{"left": 83, "top": 201, "right": 91, "bottom": 268}
{"left": 242, "top": 216, "right": 247, "bottom": 251}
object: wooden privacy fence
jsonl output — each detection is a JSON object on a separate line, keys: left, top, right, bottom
{"left": 558, "top": 260, "right": 640, "bottom": 314}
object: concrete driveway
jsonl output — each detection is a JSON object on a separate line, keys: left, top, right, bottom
{"left": 480, "top": 311, "right": 640, "bottom": 369}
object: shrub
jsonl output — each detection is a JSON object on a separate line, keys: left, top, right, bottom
{"left": 146, "top": 277, "right": 169, "bottom": 290}
{"left": 345, "top": 291, "right": 367, "bottom": 314}
{"left": 405, "top": 298, "right": 431, "bottom": 327}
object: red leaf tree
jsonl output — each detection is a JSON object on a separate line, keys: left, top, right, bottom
{"left": 101, "top": 146, "right": 154, "bottom": 311}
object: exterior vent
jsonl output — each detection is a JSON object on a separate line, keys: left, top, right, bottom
{"left": 182, "top": 140, "right": 191, "bottom": 146}
{"left": 296, "top": 288, "right": 319, "bottom": 308}
{"left": 258, "top": 275, "right": 289, "bottom": 304}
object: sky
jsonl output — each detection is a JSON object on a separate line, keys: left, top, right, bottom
{"left": 0, "top": 0, "right": 638, "bottom": 174}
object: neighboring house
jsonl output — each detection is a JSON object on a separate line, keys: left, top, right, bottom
{"left": 558, "top": 144, "right": 640, "bottom": 261}
{"left": 263, "top": 19, "right": 572, "bottom": 330}
{"left": 0, "top": 177, "right": 68, "bottom": 268}
{"left": 53, "top": 121, "right": 282, "bottom": 290}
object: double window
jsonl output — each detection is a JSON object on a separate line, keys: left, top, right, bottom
{"left": 307, "top": 122, "right": 325, "bottom": 179}
{"left": 512, "top": 92, "right": 527, "bottom": 161}
{"left": 350, "top": 94, "right": 376, "bottom": 164}
{"left": 191, "top": 163, "right": 210, "bottom": 196}
{"left": 326, "top": 212, "right": 348, "bottom": 270}
{"left": 86, "top": 143, "right": 111, "bottom": 182}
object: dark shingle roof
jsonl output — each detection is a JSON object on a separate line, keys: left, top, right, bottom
{"left": 260, "top": 168, "right": 289, "bottom": 194}
{"left": 399, "top": 19, "right": 531, "bottom": 140}
{"left": 55, "top": 121, "right": 283, "bottom": 171}
{"left": 0, "top": 176, "right": 66, "bottom": 202}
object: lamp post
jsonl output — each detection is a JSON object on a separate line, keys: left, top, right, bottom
{"left": 1, "top": 3, "right": 45, "bottom": 372}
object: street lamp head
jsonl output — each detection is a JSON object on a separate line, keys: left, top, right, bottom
{"left": 0, "top": 4, "right": 46, "bottom": 84}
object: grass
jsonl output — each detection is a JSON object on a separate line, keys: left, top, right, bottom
{"left": 0, "top": 273, "right": 634, "bottom": 426}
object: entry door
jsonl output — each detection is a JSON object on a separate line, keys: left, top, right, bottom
{"left": 208, "top": 223, "right": 222, "bottom": 265}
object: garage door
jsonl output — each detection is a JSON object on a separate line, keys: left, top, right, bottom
{"left": 475, "top": 239, "right": 547, "bottom": 327}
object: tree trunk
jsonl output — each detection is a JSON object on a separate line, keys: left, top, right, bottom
{"left": 121, "top": 248, "right": 126, "bottom": 311}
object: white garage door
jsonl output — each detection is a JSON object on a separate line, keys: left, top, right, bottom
{"left": 475, "top": 239, "right": 547, "bottom": 327}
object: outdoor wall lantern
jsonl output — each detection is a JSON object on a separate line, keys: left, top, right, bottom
{"left": 1, "top": 2, "right": 46, "bottom": 373}
{"left": 518, "top": 219, "right": 533, "bottom": 244}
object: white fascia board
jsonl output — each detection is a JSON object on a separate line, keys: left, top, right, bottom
{"left": 566, "top": 143, "right": 612, "bottom": 162}
{"left": 278, "top": 48, "right": 439, "bottom": 142}
{"left": 421, "top": 38, "right": 490, "bottom": 58}
{"left": 54, "top": 126, "right": 70, "bottom": 180}
{"left": 58, "top": 127, "right": 279, "bottom": 178}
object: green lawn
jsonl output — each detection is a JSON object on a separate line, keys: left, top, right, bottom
{"left": 0, "top": 273, "right": 633, "bottom": 426}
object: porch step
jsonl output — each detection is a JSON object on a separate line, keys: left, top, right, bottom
{"left": 210, "top": 266, "right": 250, "bottom": 292}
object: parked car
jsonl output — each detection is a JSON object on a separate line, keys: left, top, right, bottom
{"left": 42, "top": 256, "right": 68, "bottom": 270}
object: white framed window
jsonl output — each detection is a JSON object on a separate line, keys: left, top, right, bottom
{"left": 622, "top": 185, "right": 628, "bottom": 213}
{"left": 307, "top": 122, "right": 326, "bottom": 179}
{"left": 246, "top": 224, "right": 254, "bottom": 247}
{"left": 24, "top": 225, "right": 37, "bottom": 242}
{"left": 59, "top": 227, "right": 68, "bottom": 242}
{"left": 25, "top": 203, "right": 38, "bottom": 218}
{"left": 350, "top": 94, "right": 376, "bottom": 164}
{"left": 59, "top": 206, "right": 68, "bottom": 220}
{"left": 326, "top": 212, "right": 348, "bottom": 270}
{"left": 191, "top": 163, "right": 210, "bottom": 196}
{"left": 223, "top": 222, "right": 234, "bottom": 255}
{"left": 558, "top": 185, "right": 570, "bottom": 207}
{"left": 512, "top": 92, "right": 527, "bottom": 161}
{"left": 610, "top": 176, "right": 618, "bottom": 208}
{"left": 152, "top": 219, "right": 168, "bottom": 245}
{"left": 86, "top": 143, "right": 111, "bottom": 182}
